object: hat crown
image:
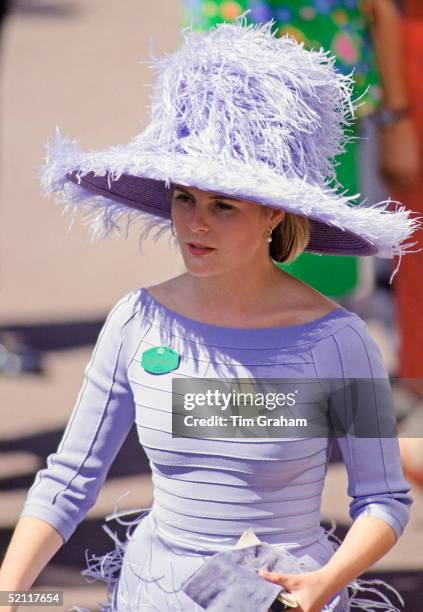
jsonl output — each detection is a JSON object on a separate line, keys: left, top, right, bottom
{"left": 137, "top": 19, "right": 354, "bottom": 186}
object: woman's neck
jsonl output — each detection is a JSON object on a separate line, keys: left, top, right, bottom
{"left": 182, "top": 267, "right": 286, "bottom": 313}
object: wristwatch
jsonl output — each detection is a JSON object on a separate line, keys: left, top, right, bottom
{"left": 374, "top": 106, "right": 410, "bottom": 129}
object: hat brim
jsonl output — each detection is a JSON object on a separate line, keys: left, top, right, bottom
{"left": 42, "top": 130, "right": 421, "bottom": 259}
{"left": 68, "top": 171, "right": 376, "bottom": 256}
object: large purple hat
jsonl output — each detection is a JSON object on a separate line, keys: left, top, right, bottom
{"left": 41, "top": 16, "right": 421, "bottom": 259}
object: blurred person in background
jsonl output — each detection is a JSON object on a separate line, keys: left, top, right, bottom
{"left": 386, "top": 0, "right": 423, "bottom": 488}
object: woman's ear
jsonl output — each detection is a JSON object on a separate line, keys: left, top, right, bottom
{"left": 269, "top": 208, "right": 285, "bottom": 228}
{"left": 260, "top": 204, "right": 285, "bottom": 229}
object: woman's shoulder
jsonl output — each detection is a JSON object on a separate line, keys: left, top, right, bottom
{"left": 143, "top": 277, "right": 185, "bottom": 310}
{"left": 312, "top": 309, "right": 389, "bottom": 379}
{"left": 105, "top": 288, "right": 146, "bottom": 328}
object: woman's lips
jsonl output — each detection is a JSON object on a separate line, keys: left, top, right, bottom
{"left": 187, "top": 243, "right": 216, "bottom": 256}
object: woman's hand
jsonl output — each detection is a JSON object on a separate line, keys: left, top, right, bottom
{"left": 378, "top": 118, "right": 420, "bottom": 191}
{"left": 258, "top": 568, "right": 333, "bottom": 612}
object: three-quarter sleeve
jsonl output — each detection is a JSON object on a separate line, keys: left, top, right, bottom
{"left": 19, "top": 291, "right": 139, "bottom": 544}
{"left": 312, "top": 318, "right": 413, "bottom": 542}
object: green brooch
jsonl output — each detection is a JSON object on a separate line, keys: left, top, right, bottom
{"left": 141, "top": 346, "right": 180, "bottom": 374}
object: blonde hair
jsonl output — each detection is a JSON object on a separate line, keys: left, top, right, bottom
{"left": 269, "top": 212, "right": 311, "bottom": 264}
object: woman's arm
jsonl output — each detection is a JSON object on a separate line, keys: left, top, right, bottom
{"left": 259, "top": 514, "right": 396, "bottom": 612}
{"left": 369, "top": 0, "right": 408, "bottom": 111}
{"left": 0, "top": 518, "right": 64, "bottom": 612}
{"left": 317, "top": 512, "right": 396, "bottom": 597}
{"left": 0, "top": 291, "right": 140, "bottom": 605}
{"left": 368, "top": 0, "right": 420, "bottom": 189}
{"left": 260, "top": 320, "right": 413, "bottom": 611}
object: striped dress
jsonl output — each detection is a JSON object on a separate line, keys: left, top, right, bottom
{"left": 20, "top": 287, "right": 413, "bottom": 611}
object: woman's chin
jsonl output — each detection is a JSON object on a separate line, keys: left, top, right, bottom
{"left": 184, "top": 264, "right": 219, "bottom": 277}
{"left": 182, "top": 257, "right": 222, "bottom": 277}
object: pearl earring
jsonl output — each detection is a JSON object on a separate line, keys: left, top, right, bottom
{"left": 267, "top": 228, "right": 273, "bottom": 243}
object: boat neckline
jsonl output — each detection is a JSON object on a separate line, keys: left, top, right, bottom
{"left": 140, "top": 287, "right": 356, "bottom": 341}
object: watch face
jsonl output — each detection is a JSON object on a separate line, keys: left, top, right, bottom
{"left": 377, "top": 108, "right": 408, "bottom": 127}
{"left": 378, "top": 109, "right": 393, "bottom": 127}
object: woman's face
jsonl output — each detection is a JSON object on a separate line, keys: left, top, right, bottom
{"left": 171, "top": 184, "right": 285, "bottom": 277}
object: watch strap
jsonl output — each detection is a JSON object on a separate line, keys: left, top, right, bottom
{"left": 375, "top": 106, "right": 410, "bottom": 128}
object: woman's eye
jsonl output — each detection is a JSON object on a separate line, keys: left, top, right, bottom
{"left": 173, "top": 194, "right": 233, "bottom": 211}
{"left": 174, "top": 194, "right": 191, "bottom": 202}
{"left": 215, "top": 201, "right": 233, "bottom": 211}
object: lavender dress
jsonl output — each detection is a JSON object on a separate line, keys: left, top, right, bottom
{"left": 20, "top": 288, "right": 412, "bottom": 611}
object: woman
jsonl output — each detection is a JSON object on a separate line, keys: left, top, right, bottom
{"left": 0, "top": 16, "right": 419, "bottom": 612}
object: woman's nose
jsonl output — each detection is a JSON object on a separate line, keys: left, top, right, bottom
{"left": 188, "top": 208, "right": 210, "bottom": 233}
